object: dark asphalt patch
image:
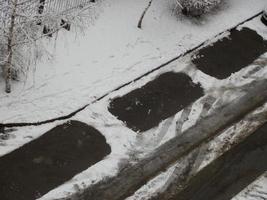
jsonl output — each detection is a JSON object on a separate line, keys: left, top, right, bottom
{"left": 108, "top": 72, "right": 204, "bottom": 132}
{"left": 192, "top": 27, "right": 267, "bottom": 79}
{"left": 172, "top": 122, "right": 267, "bottom": 200}
{"left": 0, "top": 120, "right": 111, "bottom": 200}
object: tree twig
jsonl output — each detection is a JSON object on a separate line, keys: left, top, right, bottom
{"left": 137, "top": 0, "right": 153, "bottom": 29}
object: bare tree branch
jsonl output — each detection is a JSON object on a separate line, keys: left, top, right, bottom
{"left": 137, "top": 0, "right": 153, "bottom": 29}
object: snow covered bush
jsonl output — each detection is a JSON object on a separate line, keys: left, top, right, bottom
{"left": 176, "top": 0, "right": 222, "bottom": 17}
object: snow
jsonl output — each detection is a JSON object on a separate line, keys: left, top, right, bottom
{"left": 0, "top": 0, "right": 266, "bottom": 123}
{"left": 177, "top": 0, "right": 222, "bottom": 16}
{"left": 232, "top": 172, "right": 267, "bottom": 200}
{"left": 0, "top": 0, "right": 267, "bottom": 199}
{"left": 126, "top": 102, "right": 267, "bottom": 200}
{"left": 39, "top": 28, "right": 267, "bottom": 200}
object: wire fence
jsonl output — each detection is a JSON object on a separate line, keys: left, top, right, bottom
{"left": 0, "top": 0, "right": 94, "bottom": 23}
{"left": 0, "top": 0, "right": 95, "bottom": 53}
{"left": 42, "top": 0, "right": 91, "bottom": 14}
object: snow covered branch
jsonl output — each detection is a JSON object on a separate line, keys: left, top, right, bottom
{"left": 176, "top": 0, "right": 222, "bottom": 17}
{"left": 0, "top": 0, "right": 97, "bottom": 93}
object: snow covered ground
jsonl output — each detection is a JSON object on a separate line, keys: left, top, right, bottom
{"left": 0, "top": 0, "right": 266, "bottom": 123}
{"left": 0, "top": 16, "right": 265, "bottom": 200}
{"left": 233, "top": 172, "right": 267, "bottom": 200}
{"left": 0, "top": 0, "right": 267, "bottom": 200}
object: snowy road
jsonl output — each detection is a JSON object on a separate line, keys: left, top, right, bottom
{"left": 168, "top": 123, "right": 267, "bottom": 200}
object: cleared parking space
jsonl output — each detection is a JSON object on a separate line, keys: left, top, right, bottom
{"left": 193, "top": 27, "right": 267, "bottom": 79}
{"left": 108, "top": 72, "right": 204, "bottom": 132}
{"left": 0, "top": 120, "right": 111, "bottom": 200}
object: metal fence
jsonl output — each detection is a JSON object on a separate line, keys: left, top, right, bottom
{"left": 0, "top": 0, "right": 94, "bottom": 20}
{"left": 42, "top": 0, "right": 92, "bottom": 14}
{"left": 0, "top": 0, "right": 95, "bottom": 47}
{"left": 0, "top": 0, "right": 95, "bottom": 35}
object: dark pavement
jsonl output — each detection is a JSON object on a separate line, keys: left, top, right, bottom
{"left": 108, "top": 72, "right": 204, "bottom": 132}
{"left": 193, "top": 27, "right": 267, "bottom": 79}
{"left": 0, "top": 120, "right": 111, "bottom": 200}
